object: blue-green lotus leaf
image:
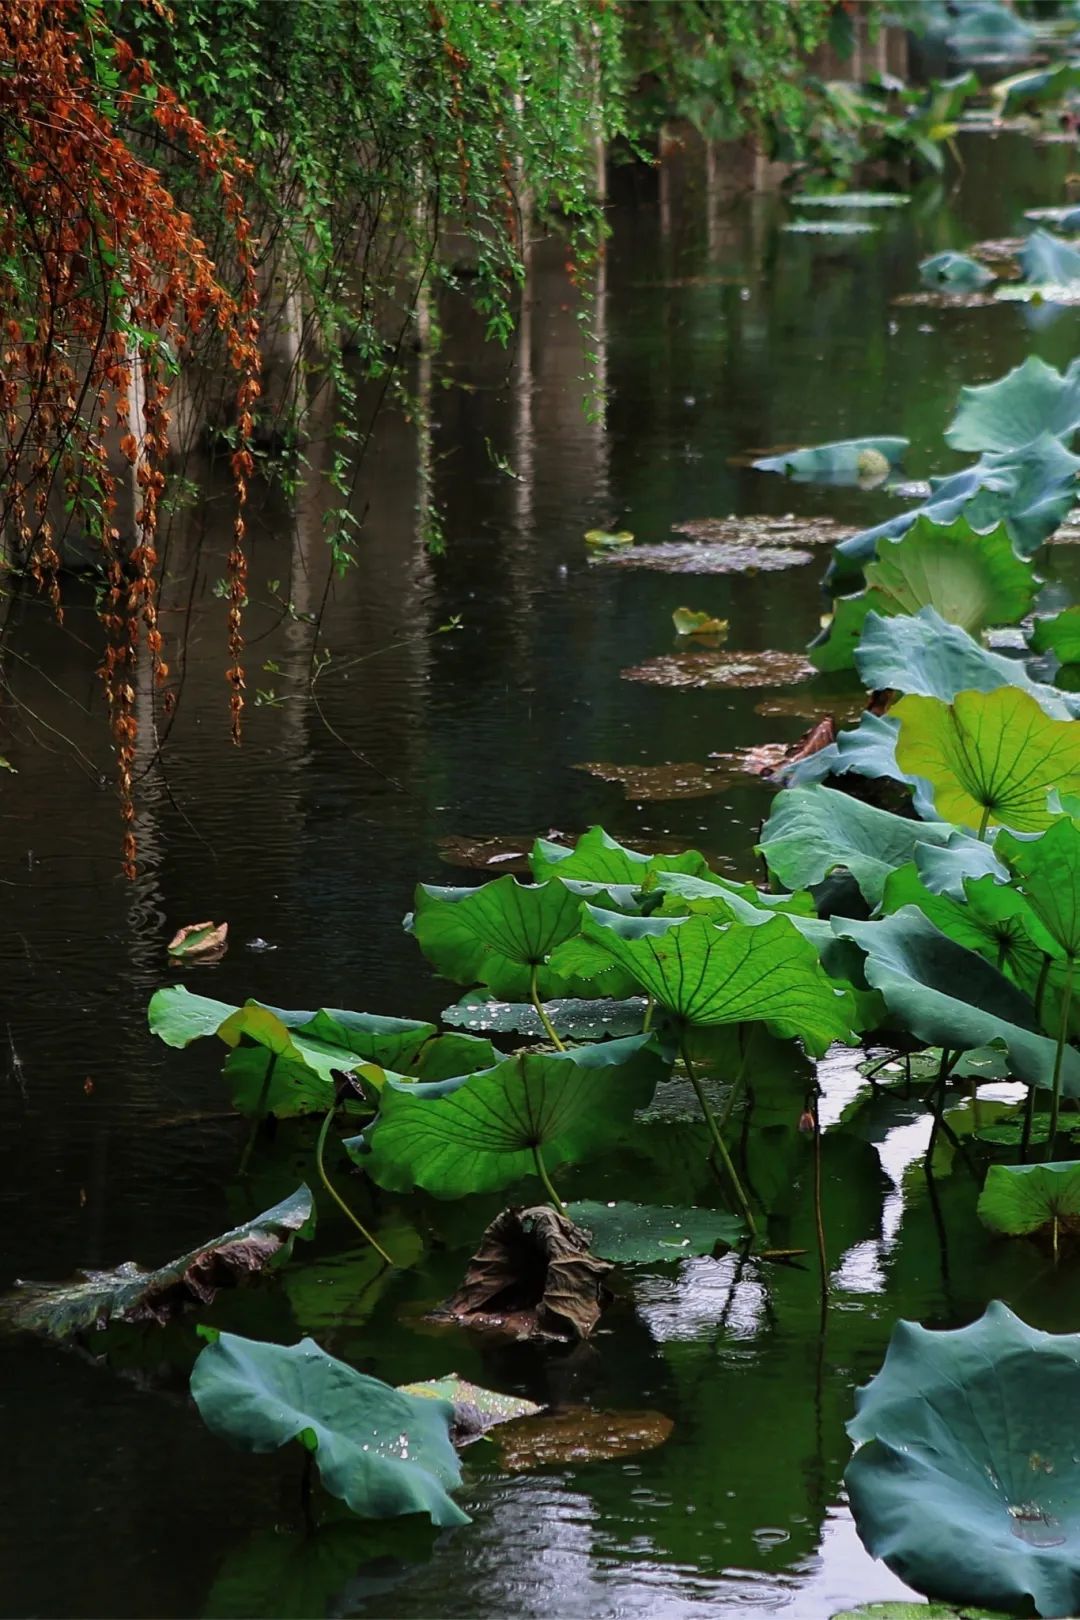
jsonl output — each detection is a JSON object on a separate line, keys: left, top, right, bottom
{"left": 947, "top": 4, "right": 1034, "bottom": 59}
{"left": 351, "top": 1035, "right": 665, "bottom": 1199}
{"left": 856, "top": 609, "right": 1080, "bottom": 718}
{"left": 752, "top": 437, "right": 907, "bottom": 486}
{"left": 1019, "top": 229, "right": 1080, "bottom": 290}
{"left": 913, "top": 829, "right": 1009, "bottom": 898}
{"left": 920, "top": 251, "right": 995, "bottom": 291}
{"left": 757, "top": 786, "right": 955, "bottom": 908}
{"left": 993, "top": 62, "right": 1080, "bottom": 114}
{"left": 190, "top": 1332, "right": 468, "bottom": 1527}
{"left": 946, "top": 355, "right": 1080, "bottom": 454}
{"left": 834, "top": 909, "right": 1080, "bottom": 1091}
{"left": 846, "top": 1301, "right": 1080, "bottom": 1617}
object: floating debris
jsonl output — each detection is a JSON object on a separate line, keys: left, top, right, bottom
{"left": 671, "top": 513, "right": 856, "bottom": 547}
{"left": 621, "top": 650, "right": 817, "bottom": 690}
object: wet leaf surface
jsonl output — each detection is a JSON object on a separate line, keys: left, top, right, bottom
{"left": 494, "top": 1405, "right": 675, "bottom": 1470}
{"left": 621, "top": 650, "right": 816, "bottom": 690}
{"left": 441, "top": 993, "right": 648, "bottom": 1039}
{"left": 2, "top": 1186, "right": 314, "bottom": 1340}
{"left": 399, "top": 1374, "right": 543, "bottom": 1442}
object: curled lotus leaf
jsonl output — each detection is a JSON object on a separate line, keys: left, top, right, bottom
{"left": 0, "top": 1186, "right": 315, "bottom": 1341}
{"left": 191, "top": 1331, "right": 468, "bottom": 1527}
{"left": 672, "top": 606, "right": 728, "bottom": 638}
{"left": 894, "top": 687, "right": 1080, "bottom": 833}
{"left": 920, "top": 251, "right": 995, "bottom": 290}
{"left": 863, "top": 515, "right": 1037, "bottom": 635}
{"left": 752, "top": 437, "right": 907, "bottom": 486}
{"left": 846, "top": 1302, "right": 1080, "bottom": 1617}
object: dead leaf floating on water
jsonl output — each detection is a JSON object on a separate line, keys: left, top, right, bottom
{"left": 430, "top": 1205, "right": 613, "bottom": 1342}
{"left": 167, "top": 921, "right": 228, "bottom": 960}
{"left": 672, "top": 515, "right": 857, "bottom": 547}
{"left": 574, "top": 753, "right": 786, "bottom": 800}
{"left": 621, "top": 650, "right": 817, "bottom": 690}
{"left": 494, "top": 1406, "right": 675, "bottom": 1471}
{"left": 595, "top": 541, "right": 813, "bottom": 574}
{"left": 435, "top": 833, "right": 539, "bottom": 873}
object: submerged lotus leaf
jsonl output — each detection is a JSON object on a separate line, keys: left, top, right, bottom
{"left": 846, "top": 1302, "right": 1080, "bottom": 1617}
{"left": 856, "top": 609, "right": 1080, "bottom": 718}
{"left": 834, "top": 910, "right": 1080, "bottom": 1091}
{"left": 565, "top": 1200, "right": 744, "bottom": 1261}
{"left": 621, "top": 650, "right": 816, "bottom": 690}
{"left": 1, "top": 1186, "right": 314, "bottom": 1340}
{"left": 410, "top": 875, "right": 635, "bottom": 1000}
{"left": 352, "top": 1035, "right": 665, "bottom": 1199}
{"left": 752, "top": 437, "right": 907, "bottom": 485}
{"left": 864, "top": 515, "right": 1037, "bottom": 634}
{"left": 945, "top": 355, "right": 1080, "bottom": 453}
{"left": 757, "top": 785, "right": 954, "bottom": 907}
{"left": 530, "top": 827, "right": 711, "bottom": 886}
{"left": 894, "top": 687, "right": 1080, "bottom": 832}
{"left": 1031, "top": 607, "right": 1080, "bottom": 667}
{"left": 1019, "top": 229, "right": 1080, "bottom": 289}
{"left": 495, "top": 1406, "right": 674, "bottom": 1471}
{"left": 978, "top": 1160, "right": 1080, "bottom": 1239}
{"left": 920, "top": 251, "right": 995, "bottom": 290}
{"left": 190, "top": 1331, "right": 468, "bottom": 1527}
{"left": 595, "top": 541, "right": 812, "bottom": 573}
{"left": 557, "top": 907, "right": 857, "bottom": 1056}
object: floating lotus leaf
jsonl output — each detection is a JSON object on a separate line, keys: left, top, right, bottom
{"left": 672, "top": 607, "right": 728, "bottom": 637}
{"left": 752, "top": 437, "right": 907, "bottom": 485}
{"left": 621, "top": 650, "right": 816, "bottom": 690}
{"left": 978, "top": 1160, "right": 1080, "bottom": 1240}
{"left": 782, "top": 220, "right": 877, "bottom": 235}
{"left": 583, "top": 528, "right": 633, "bottom": 549}
{"left": 1, "top": 1186, "right": 314, "bottom": 1340}
{"left": 856, "top": 609, "right": 1080, "bottom": 718}
{"left": 1018, "top": 229, "right": 1080, "bottom": 290}
{"left": 572, "top": 760, "right": 729, "bottom": 801}
{"left": 190, "top": 1331, "right": 468, "bottom": 1527}
{"left": 834, "top": 910, "right": 1080, "bottom": 1091}
{"left": 945, "top": 355, "right": 1080, "bottom": 454}
{"left": 595, "top": 541, "right": 813, "bottom": 573}
{"left": 494, "top": 1406, "right": 674, "bottom": 1471}
{"left": 1032, "top": 607, "right": 1080, "bottom": 667}
{"left": 920, "top": 251, "right": 995, "bottom": 290}
{"left": 441, "top": 993, "right": 647, "bottom": 1040}
{"left": 555, "top": 906, "right": 858, "bottom": 1056}
{"left": 865, "top": 515, "right": 1037, "bottom": 633}
{"left": 351, "top": 1035, "right": 665, "bottom": 1200}
{"left": 846, "top": 1302, "right": 1080, "bottom": 1617}
{"left": 565, "top": 1200, "right": 744, "bottom": 1261}
{"left": 757, "top": 785, "right": 954, "bottom": 907}
{"left": 435, "top": 833, "right": 534, "bottom": 873}
{"left": 894, "top": 687, "right": 1080, "bottom": 833}
{"left": 409, "top": 875, "right": 636, "bottom": 1001}
{"left": 671, "top": 514, "right": 856, "bottom": 548}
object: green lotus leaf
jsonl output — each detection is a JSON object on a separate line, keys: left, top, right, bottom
{"left": 830, "top": 1606, "right": 1008, "bottom": 1620}
{"left": 441, "top": 992, "right": 647, "bottom": 1040}
{"left": 978, "top": 1160, "right": 1080, "bottom": 1239}
{"left": 993, "top": 61, "right": 1080, "bottom": 112}
{"left": 1031, "top": 607, "right": 1080, "bottom": 668}
{"left": 856, "top": 609, "right": 1080, "bottom": 718}
{"left": 757, "top": 785, "right": 955, "bottom": 907}
{"left": 996, "top": 817, "right": 1080, "bottom": 959}
{"left": 190, "top": 1331, "right": 468, "bottom": 1527}
{"left": 945, "top": 355, "right": 1080, "bottom": 454}
{"left": 882, "top": 865, "right": 1053, "bottom": 982}
{"left": 148, "top": 985, "right": 238, "bottom": 1044}
{"left": 559, "top": 907, "right": 858, "bottom": 1056}
{"left": 529, "top": 826, "right": 711, "bottom": 885}
{"left": 752, "top": 437, "right": 907, "bottom": 485}
{"left": 352, "top": 1035, "right": 665, "bottom": 1199}
{"left": 650, "top": 870, "right": 817, "bottom": 916}
{"left": 920, "top": 251, "right": 995, "bottom": 291}
{"left": 0, "top": 1186, "right": 314, "bottom": 1340}
{"left": 410, "top": 875, "right": 637, "bottom": 999}
{"left": 565, "top": 1200, "right": 744, "bottom": 1262}
{"left": 1019, "top": 228, "right": 1080, "bottom": 290}
{"left": 834, "top": 909, "right": 1080, "bottom": 1091}
{"left": 864, "top": 515, "right": 1037, "bottom": 634}
{"left": 846, "top": 1301, "right": 1080, "bottom": 1617}
{"left": 809, "top": 591, "right": 877, "bottom": 673}
{"left": 894, "top": 687, "right": 1080, "bottom": 834}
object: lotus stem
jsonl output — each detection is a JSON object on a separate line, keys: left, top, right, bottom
{"left": 300, "top": 1449, "right": 315, "bottom": 1536}
{"left": 681, "top": 1041, "right": 758, "bottom": 1239}
{"left": 1035, "top": 953, "right": 1052, "bottom": 1027}
{"left": 811, "top": 1089, "right": 828, "bottom": 1332}
{"left": 315, "top": 1104, "right": 395, "bottom": 1266}
{"left": 1054, "top": 1212, "right": 1060, "bottom": 1268}
{"left": 1021, "top": 1083, "right": 1036, "bottom": 1164}
{"left": 531, "top": 1143, "right": 566, "bottom": 1214}
{"left": 1047, "top": 956, "right": 1075, "bottom": 1152}
{"left": 642, "top": 992, "right": 654, "bottom": 1034}
{"left": 530, "top": 964, "right": 565, "bottom": 1052}
{"left": 238, "top": 1055, "right": 277, "bottom": 1174}
{"left": 977, "top": 805, "right": 991, "bottom": 841}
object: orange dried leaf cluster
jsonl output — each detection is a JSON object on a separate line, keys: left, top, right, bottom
{"left": 0, "top": 0, "right": 260, "bottom": 872}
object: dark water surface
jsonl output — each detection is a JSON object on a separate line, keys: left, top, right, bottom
{"left": 4, "top": 131, "right": 1080, "bottom": 1619}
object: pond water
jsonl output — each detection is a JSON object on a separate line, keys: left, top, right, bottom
{"left": 5, "top": 128, "right": 1080, "bottom": 1619}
